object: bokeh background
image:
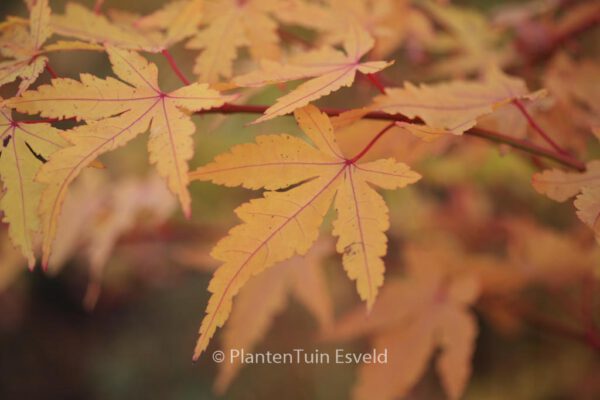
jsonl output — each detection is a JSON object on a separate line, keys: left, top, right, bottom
{"left": 1, "top": 0, "right": 599, "bottom": 399}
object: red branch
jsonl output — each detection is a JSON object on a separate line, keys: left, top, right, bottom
{"left": 161, "top": 49, "right": 191, "bottom": 86}
{"left": 93, "top": 0, "right": 105, "bottom": 15}
{"left": 199, "top": 103, "right": 587, "bottom": 172}
{"left": 513, "top": 99, "right": 569, "bottom": 155}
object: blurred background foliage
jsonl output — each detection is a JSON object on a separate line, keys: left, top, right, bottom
{"left": 1, "top": 0, "right": 599, "bottom": 399}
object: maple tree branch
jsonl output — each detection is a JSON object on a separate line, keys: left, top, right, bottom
{"left": 161, "top": 49, "right": 191, "bottom": 86}
{"left": 44, "top": 63, "right": 58, "bottom": 79}
{"left": 512, "top": 99, "right": 569, "bottom": 155}
{"left": 465, "top": 127, "right": 585, "bottom": 171}
{"left": 200, "top": 103, "right": 587, "bottom": 171}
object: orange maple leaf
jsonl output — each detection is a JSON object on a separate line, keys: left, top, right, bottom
{"left": 188, "top": 104, "right": 420, "bottom": 360}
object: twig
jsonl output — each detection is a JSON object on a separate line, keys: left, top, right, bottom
{"left": 365, "top": 73, "right": 387, "bottom": 94}
{"left": 513, "top": 99, "right": 569, "bottom": 155}
{"left": 161, "top": 49, "right": 191, "bottom": 86}
{"left": 44, "top": 63, "right": 58, "bottom": 79}
{"left": 198, "top": 103, "right": 587, "bottom": 172}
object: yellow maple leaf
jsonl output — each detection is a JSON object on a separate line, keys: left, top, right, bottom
{"left": 188, "top": 104, "right": 420, "bottom": 359}
{"left": 422, "top": 1, "right": 515, "bottom": 77}
{"left": 51, "top": 3, "right": 164, "bottom": 52}
{"left": 104, "top": 0, "right": 204, "bottom": 51}
{"left": 185, "top": 0, "right": 284, "bottom": 83}
{"left": 328, "top": 244, "right": 481, "bottom": 400}
{"left": 279, "top": 0, "right": 434, "bottom": 59}
{"left": 234, "top": 25, "right": 392, "bottom": 123}
{"left": 373, "top": 67, "right": 539, "bottom": 134}
{"left": 0, "top": 104, "right": 68, "bottom": 267}
{"left": 133, "top": 0, "right": 203, "bottom": 49}
{"left": 8, "top": 45, "right": 234, "bottom": 267}
{"left": 0, "top": 0, "right": 102, "bottom": 92}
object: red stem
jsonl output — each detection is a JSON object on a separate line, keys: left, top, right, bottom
{"left": 161, "top": 49, "right": 191, "bottom": 86}
{"left": 45, "top": 63, "right": 58, "bottom": 79}
{"left": 513, "top": 99, "right": 569, "bottom": 155}
{"left": 349, "top": 122, "right": 395, "bottom": 163}
{"left": 365, "top": 73, "right": 386, "bottom": 94}
{"left": 149, "top": 40, "right": 586, "bottom": 172}
{"left": 199, "top": 103, "right": 586, "bottom": 171}
{"left": 93, "top": 0, "right": 105, "bottom": 15}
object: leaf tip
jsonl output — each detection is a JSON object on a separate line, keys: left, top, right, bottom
{"left": 27, "top": 258, "right": 36, "bottom": 271}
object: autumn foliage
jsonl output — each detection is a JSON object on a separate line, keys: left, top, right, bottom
{"left": 1, "top": 0, "right": 599, "bottom": 399}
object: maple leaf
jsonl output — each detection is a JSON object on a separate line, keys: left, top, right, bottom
{"left": 8, "top": 45, "right": 233, "bottom": 266}
{"left": 188, "top": 104, "right": 420, "bottom": 359}
{"left": 233, "top": 25, "right": 392, "bottom": 123}
{"left": 328, "top": 244, "right": 480, "bottom": 400}
{"left": 185, "top": 0, "right": 285, "bottom": 83}
{"left": 0, "top": 0, "right": 101, "bottom": 92}
{"left": 422, "top": 1, "right": 515, "bottom": 77}
{"left": 214, "top": 238, "right": 333, "bottom": 393}
{"left": 101, "top": 0, "right": 204, "bottom": 52}
{"left": 0, "top": 104, "right": 67, "bottom": 268}
{"left": 133, "top": 0, "right": 203, "bottom": 50}
{"left": 373, "top": 67, "right": 540, "bottom": 135}
{"left": 532, "top": 160, "right": 600, "bottom": 243}
{"left": 280, "top": 0, "right": 434, "bottom": 59}
{"left": 51, "top": 3, "right": 164, "bottom": 52}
